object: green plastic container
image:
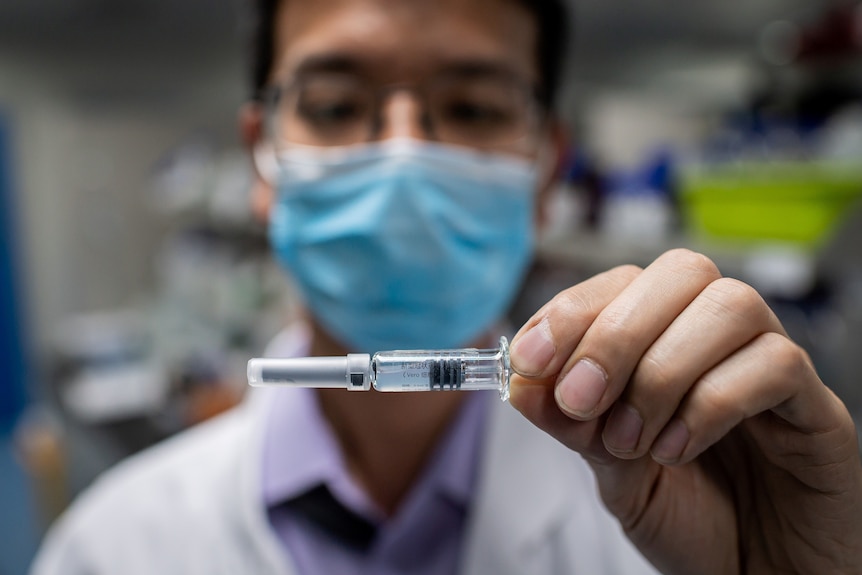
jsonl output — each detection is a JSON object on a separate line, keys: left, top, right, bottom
{"left": 680, "top": 162, "right": 862, "bottom": 247}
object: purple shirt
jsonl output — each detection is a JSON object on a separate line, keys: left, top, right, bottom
{"left": 260, "top": 328, "right": 492, "bottom": 574}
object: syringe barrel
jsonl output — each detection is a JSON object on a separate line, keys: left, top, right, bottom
{"left": 247, "top": 355, "right": 371, "bottom": 390}
{"left": 371, "top": 337, "right": 510, "bottom": 400}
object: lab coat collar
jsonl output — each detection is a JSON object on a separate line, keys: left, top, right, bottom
{"left": 461, "top": 400, "right": 586, "bottom": 575}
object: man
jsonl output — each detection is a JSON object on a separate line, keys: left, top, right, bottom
{"left": 32, "top": 0, "right": 862, "bottom": 573}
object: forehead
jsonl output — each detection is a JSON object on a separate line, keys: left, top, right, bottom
{"left": 271, "top": 0, "right": 537, "bottom": 84}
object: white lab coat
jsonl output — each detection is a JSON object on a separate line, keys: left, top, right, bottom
{"left": 31, "top": 386, "right": 660, "bottom": 575}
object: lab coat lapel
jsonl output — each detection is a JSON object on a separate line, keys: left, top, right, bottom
{"left": 460, "top": 401, "right": 581, "bottom": 575}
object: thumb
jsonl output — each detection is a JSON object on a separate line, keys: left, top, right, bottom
{"left": 509, "top": 373, "right": 613, "bottom": 465}
{"left": 509, "top": 373, "right": 662, "bottom": 530}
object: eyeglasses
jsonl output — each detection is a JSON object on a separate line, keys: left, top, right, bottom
{"left": 263, "top": 72, "right": 542, "bottom": 151}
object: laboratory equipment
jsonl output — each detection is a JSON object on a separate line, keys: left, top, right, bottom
{"left": 247, "top": 337, "right": 511, "bottom": 401}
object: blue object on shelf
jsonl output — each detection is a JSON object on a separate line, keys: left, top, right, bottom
{"left": 0, "top": 113, "right": 30, "bottom": 433}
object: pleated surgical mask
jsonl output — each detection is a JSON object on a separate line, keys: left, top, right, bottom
{"left": 267, "top": 138, "right": 538, "bottom": 352}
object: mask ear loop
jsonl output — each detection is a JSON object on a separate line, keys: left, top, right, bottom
{"left": 527, "top": 118, "right": 567, "bottom": 235}
{"left": 253, "top": 97, "right": 290, "bottom": 187}
{"left": 515, "top": 103, "right": 560, "bottom": 194}
{"left": 535, "top": 102, "right": 569, "bottom": 181}
{"left": 253, "top": 142, "right": 280, "bottom": 188}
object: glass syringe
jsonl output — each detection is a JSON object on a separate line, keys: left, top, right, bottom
{"left": 247, "top": 337, "right": 511, "bottom": 401}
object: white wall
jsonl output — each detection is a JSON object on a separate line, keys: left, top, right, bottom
{"left": 0, "top": 47, "right": 247, "bottom": 350}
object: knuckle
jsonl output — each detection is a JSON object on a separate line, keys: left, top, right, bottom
{"left": 592, "top": 307, "right": 639, "bottom": 348}
{"left": 661, "top": 248, "right": 721, "bottom": 279}
{"left": 610, "top": 264, "right": 643, "bottom": 279}
{"left": 712, "top": 277, "right": 760, "bottom": 304}
{"left": 759, "top": 333, "right": 812, "bottom": 380}
{"left": 551, "top": 263, "right": 641, "bottom": 325}
{"left": 696, "top": 372, "right": 743, "bottom": 419}
{"left": 554, "top": 287, "right": 601, "bottom": 326}
{"left": 599, "top": 264, "right": 643, "bottom": 293}
{"left": 632, "top": 354, "right": 678, "bottom": 394}
{"left": 705, "top": 277, "right": 768, "bottom": 322}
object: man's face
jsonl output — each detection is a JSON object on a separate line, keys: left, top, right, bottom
{"left": 248, "top": 0, "right": 556, "bottom": 221}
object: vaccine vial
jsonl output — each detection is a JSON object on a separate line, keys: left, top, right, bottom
{"left": 371, "top": 337, "right": 510, "bottom": 400}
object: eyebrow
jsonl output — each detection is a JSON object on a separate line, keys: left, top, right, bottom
{"left": 288, "top": 53, "right": 531, "bottom": 85}
{"left": 292, "top": 54, "right": 362, "bottom": 78}
{"left": 440, "top": 60, "right": 526, "bottom": 82}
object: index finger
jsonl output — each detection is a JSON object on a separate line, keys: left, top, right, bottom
{"left": 544, "top": 249, "right": 722, "bottom": 421}
{"left": 509, "top": 264, "right": 642, "bottom": 379}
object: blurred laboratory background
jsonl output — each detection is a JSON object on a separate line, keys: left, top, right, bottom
{"left": 1, "top": 0, "right": 861, "bottom": 572}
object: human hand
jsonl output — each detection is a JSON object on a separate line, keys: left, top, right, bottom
{"left": 508, "top": 249, "right": 862, "bottom": 574}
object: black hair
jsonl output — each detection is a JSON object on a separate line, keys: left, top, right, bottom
{"left": 247, "top": 0, "right": 570, "bottom": 110}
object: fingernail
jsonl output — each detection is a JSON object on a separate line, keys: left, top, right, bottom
{"left": 603, "top": 404, "right": 643, "bottom": 454}
{"left": 555, "top": 359, "right": 607, "bottom": 417}
{"left": 511, "top": 318, "right": 555, "bottom": 376}
{"left": 651, "top": 419, "right": 690, "bottom": 464}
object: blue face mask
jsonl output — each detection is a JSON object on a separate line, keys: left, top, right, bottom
{"left": 269, "top": 139, "right": 538, "bottom": 352}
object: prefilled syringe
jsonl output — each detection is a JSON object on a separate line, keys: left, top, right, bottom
{"left": 247, "top": 337, "right": 511, "bottom": 401}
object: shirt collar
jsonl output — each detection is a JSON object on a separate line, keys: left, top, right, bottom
{"left": 260, "top": 324, "right": 491, "bottom": 521}
{"left": 262, "top": 387, "right": 386, "bottom": 520}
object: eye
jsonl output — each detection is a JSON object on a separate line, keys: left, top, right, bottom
{"left": 275, "top": 75, "right": 375, "bottom": 145}
{"left": 443, "top": 100, "right": 511, "bottom": 126}
{"left": 297, "top": 96, "right": 367, "bottom": 127}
